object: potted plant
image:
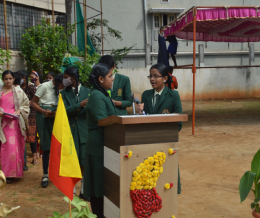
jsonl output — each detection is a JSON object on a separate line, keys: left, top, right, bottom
{"left": 239, "top": 149, "right": 260, "bottom": 217}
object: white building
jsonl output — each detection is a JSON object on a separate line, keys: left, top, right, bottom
{"left": 71, "top": 0, "right": 260, "bottom": 68}
{"left": 0, "top": 0, "right": 66, "bottom": 72}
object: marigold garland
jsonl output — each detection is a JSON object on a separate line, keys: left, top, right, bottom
{"left": 130, "top": 151, "right": 166, "bottom": 218}
{"left": 130, "top": 151, "right": 166, "bottom": 191}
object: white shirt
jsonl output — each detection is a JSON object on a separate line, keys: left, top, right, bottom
{"left": 72, "top": 84, "right": 82, "bottom": 101}
{"left": 35, "top": 81, "right": 57, "bottom": 105}
{"left": 152, "top": 87, "right": 164, "bottom": 107}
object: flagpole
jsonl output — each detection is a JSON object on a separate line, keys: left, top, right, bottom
{"left": 69, "top": 200, "right": 72, "bottom": 218}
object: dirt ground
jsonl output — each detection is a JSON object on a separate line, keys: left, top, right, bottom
{"left": 1, "top": 99, "right": 260, "bottom": 218}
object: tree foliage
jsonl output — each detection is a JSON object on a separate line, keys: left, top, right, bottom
{"left": 87, "top": 18, "right": 135, "bottom": 68}
{"left": 19, "top": 18, "right": 75, "bottom": 77}
{"left": 62, "top": 44, "right": 101, "bottom": 88}
{"left": 0, "top": 48, "right": 12, "bottom": 73}
{"left": 87, "top": 18, "right": 123, "bottom": 53}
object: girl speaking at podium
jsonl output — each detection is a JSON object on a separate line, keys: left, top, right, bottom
{"left": 84, "top": 63, "right": 117, "bottom": 218}
{"left": 137, "top": 63, "right": 183, "bottom": 193}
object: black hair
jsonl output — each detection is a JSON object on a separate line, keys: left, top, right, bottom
{"left": 168, "top": 66, "right": 174, "bottom": 74}
{"left": 89, "top": 63, "right": 111, "bottom": 96}
{"left": 30, "top": 71, "right": 44, "bottom": 84}
{"left": 64, "top": 67, "right": 80, "bottom": 95}
{"left": 150, "top": 63, "right": 169, "bottom": 77}
{"left": 98, "top": 55, "right": 115, "bottom": 69}
{"left": 54, "top": 73, "right": 64, "bottom": 96}
{"left": 13, "top": 72, "right": 21, "bottom": 86}
{"left": 17, "top": 70, "right": 28, "bottom": 91}
{"left": 47, "top": 71, "right": 55, "bottom": 79}
{"left": 2, "top": 70, "right": 14, "bottom": 80}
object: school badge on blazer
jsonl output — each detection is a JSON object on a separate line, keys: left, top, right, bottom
{"left": 162, "top": 109, "right": 169, "bottom": 114}
{"left": 117, "top": 88, "right": 122, "bottom": 96}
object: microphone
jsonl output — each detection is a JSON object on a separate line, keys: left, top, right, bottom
{"left": 134, "top": 97, "right": 146, "bottom": 115}
{"left": 134, "top": 97, "right": 141, "bottom": 104}
{"left": 130, "top": 93, "right": 136, "bottom": 115}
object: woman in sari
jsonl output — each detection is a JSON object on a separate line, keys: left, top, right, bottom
{"left": 0, "top": 71, "right": 30, "bottom": 184}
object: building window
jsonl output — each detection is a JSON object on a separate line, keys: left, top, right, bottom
{"left": 0, "top": 2, "right": 67, "bottom": 51}
{"left": 154, "top": 15, "right": 160, "bottom": 29}
{"left": 168, "top": 15, "right": 176, "bottom": 23}
{"left": 161, "top": 0, "right": 169, "bottom": 3}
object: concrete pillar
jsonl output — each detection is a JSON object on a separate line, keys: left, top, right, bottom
{"left": 146, "top": 44, "right": 151, "bottom": 67}
{"left": 198, "top": 44, "right": 204, "bottom": 67}
{"left": 249, "top": 43, "right": 255, "bottom": 65}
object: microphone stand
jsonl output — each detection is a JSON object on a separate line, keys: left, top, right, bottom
{"left": 131, "top": 93, "right": 136, "bottom": 115}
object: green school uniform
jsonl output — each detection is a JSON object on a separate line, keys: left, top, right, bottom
{"left": 60, "top": 85, "right": 90, "bottom": 166}
{"left": 84, "top": 85, "right": 117, "bottom": 198}
{"left": 141, "top": 85, "right": 183, "bottom": 130}
{"left": 36, "top": 107, "right": 54, "bottom": 151}
{"left": 110, "top": 73, "right": 132, "bottom": 115}
{"left": 141, "top": 85, "right": 183, "bottom": 194}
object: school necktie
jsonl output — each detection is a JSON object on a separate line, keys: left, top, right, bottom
{"left": 153, "top": 94, "right": 160, "bottom": 113}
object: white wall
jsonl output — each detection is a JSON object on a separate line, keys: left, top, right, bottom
{"left": 6, "top": 0, "right": 66, "bottom": 13}
{"left": 118, "top": 66, "right": 260, "bottom": 100}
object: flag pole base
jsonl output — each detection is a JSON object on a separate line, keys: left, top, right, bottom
{"left": 69, "top": 200, "right": 72, "bottom": 218}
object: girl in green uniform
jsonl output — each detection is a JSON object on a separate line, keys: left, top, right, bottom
{"left": 98, "top": 55, "right": 132, "bottom": 115}
{"left": 30, "top": 74, "right": 64, "bottom": 188}
{"left": 137, "top": 63, "right": 183, "bottom": 193}
{"left": 84, "top": 63, "right": 117, "bottom": 218}
{"left": 60, "top": 67, "right": 90, "bottom": 198}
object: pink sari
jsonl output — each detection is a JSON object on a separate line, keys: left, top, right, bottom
{"left": 0, "top": 91, "right": 25, "bottom": 178}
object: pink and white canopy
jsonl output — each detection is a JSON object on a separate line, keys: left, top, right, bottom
{"left": 164, "top": 7, "right": 260, "bottom": 42}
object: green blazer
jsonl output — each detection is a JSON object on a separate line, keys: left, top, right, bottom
{"left": 86, "top": 86, "right": 117, "bottom": 157}
{"left": 110, "top": 73, "right": 132, "bottom": 115}
{"left": 60, "top": 86, "right": 90, "bottom": 145}
{"left": 141, "top": 86, "right": 183, "bottom": 130}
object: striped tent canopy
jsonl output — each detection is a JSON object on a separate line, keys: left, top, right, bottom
{"left": 163, "top": 6, "right": 260, "bottom": 42}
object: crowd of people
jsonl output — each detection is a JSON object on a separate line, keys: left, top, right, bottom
{"left": 0, "top": 55, "right": 181, "bottom": 218}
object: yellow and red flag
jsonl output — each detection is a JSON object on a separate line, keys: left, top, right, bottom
{"left": 49, "top": 94, "right": 82, "bottom": 200}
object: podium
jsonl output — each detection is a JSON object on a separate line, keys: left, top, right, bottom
{"left": 99, "top": 114, "right": 188, "bottom": 218}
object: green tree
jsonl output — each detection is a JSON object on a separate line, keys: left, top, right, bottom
{"left": 0, "top": 48, "right": 12, "bottom": 73}
{"left": 61, "top": 18, "right": 135, "bottom": 88}
{"left": 19, "top": 18, "right": 75, "bottom": 77}
{"left": 87, "top": 18, "right": 135, "bottom": 67}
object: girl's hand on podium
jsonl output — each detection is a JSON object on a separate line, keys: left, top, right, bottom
{"left": 136, "top": 103, "right": 144, "bottom": 114}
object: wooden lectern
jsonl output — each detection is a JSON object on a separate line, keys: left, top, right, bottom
{"left": 99, "top": 114, "right": 188, "bottom": 218}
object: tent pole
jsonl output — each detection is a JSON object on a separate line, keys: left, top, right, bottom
{"left": 100, "top": 0, "right": 104, "bottom": 56}
{"left": 83, "top": 0, "right": 87, "bottom": 58}
{"left": 192, "top": 8, "right": 197, "bottom": 135}
{"left": 74, "top": 0, "right": 77, "bottom": 47}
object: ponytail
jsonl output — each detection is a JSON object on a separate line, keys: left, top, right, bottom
{"left": 89, "top": 63, "right": 111, "bottom": 96}
{"left": 64, "top": 67, "right": 80, "bottom": 95}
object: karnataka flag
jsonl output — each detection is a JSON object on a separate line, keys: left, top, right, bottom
{"left": 49, "top": 94, "right": 82, "bottom": 200}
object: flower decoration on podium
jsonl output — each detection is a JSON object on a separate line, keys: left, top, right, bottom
{"left": 168, "top": 148, "right": 176, "bottom": 155}
{"left": 125, "top": 150, "right": 133, "bottom": 158}
{"left": 164, "top": 183, "right": 173, "bottom": 190}
{"left": 130, "top": 151, "right": 166, "bottom": 218}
